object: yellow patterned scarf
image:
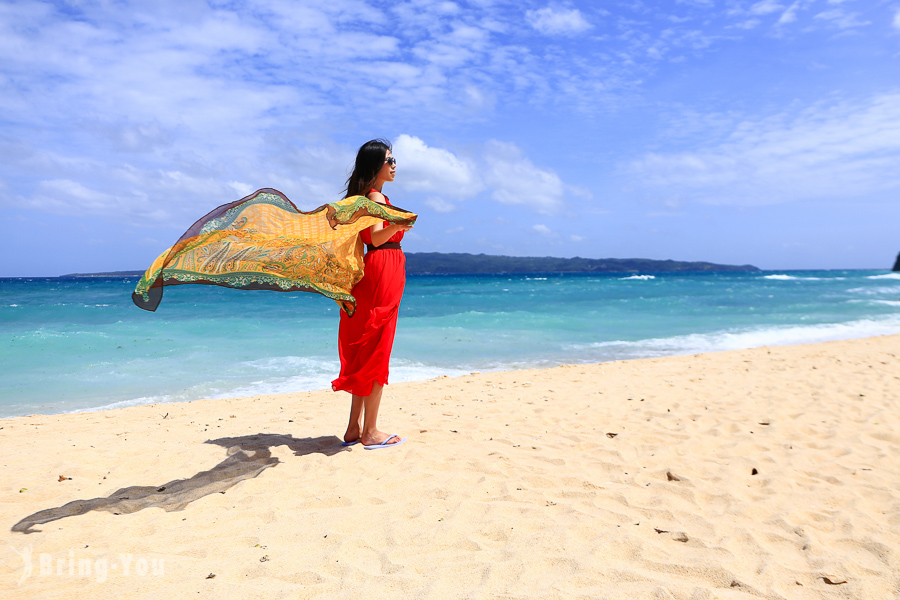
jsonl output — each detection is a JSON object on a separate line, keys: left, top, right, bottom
{"left": 132, "top": 189, "right": 417, "bottom": 315}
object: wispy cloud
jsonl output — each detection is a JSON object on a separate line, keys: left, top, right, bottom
{"left": 749, "top": 0, "right": 785, "bottom": 16}
{"left": 425, "top": 197, "right": 459, "bottom": 213}
{"left": 813, "top": 8, "right": 870, "bottom": 29}
{"left": 526, "top": 6, "right": 592, "bottom": 35}
{"left": 775, "top": 1, "right": 805, "bottom": 26}
{"left": 627, "top": 93, "right": 900, "bottom": 206}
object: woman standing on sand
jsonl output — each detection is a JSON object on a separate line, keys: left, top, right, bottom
{"left": 332, "top": 139, "right": 413, "bottom": 449}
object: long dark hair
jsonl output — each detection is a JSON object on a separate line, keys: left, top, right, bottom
{"left": 344, "top": 138, "right": 391, "bottom": 198}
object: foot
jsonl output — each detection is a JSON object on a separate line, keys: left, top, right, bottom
{"left": 363, "top": 434, "right": 406, "bottom": 450}
{"left": 343, "top": 423, "right": 361, "bottom": 445}
{"left": 360, "top": 430, "right": 402, "bottom": 447}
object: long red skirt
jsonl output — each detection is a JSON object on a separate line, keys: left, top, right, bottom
{"left": 331, "top": 248, "right": 406, "bottom": 396}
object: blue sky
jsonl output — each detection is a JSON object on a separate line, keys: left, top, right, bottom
{"left": 1, "top": 0, "right": 898, "bottom": 276}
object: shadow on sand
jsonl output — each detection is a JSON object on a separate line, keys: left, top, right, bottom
{"left": 12, "top": 433, "right": 344, "bottom": 534}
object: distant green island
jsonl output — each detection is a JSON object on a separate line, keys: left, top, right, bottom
{"left": 403, "top": 253, "right": 759, "bottom": 274}
{"left": 61, "top": 253, "right": 759, "bottom": 278}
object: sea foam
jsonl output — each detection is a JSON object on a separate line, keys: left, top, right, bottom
{"left": 572, "top": 314, "right": 900, "bottom": 361}
{"left": 763, "top": 274, "right": 823, "bottom": 281}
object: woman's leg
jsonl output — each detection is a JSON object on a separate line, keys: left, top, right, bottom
{"left": 344, "top": 382, "right": 400, "bottom": 445}
{"left": 344, "top": 395, "right": 365, "bottom": 443}
{"left": 359, "top": 382, "right": 401, "bottom": 446}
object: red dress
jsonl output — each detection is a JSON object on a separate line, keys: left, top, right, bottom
{"left": 331, "top": 193, "right": 406, "bottom": 396}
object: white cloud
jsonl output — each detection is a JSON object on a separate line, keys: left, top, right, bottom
{"left": 814, "top": 8, "right": 870, "bottom": 29}
{"left": 749, "top": 0, "right": 784, "bottom": 16}
{"left": 411, "top": 23, "right": 489, "bottom": 69}
{"left": 627, "top": 93, "right": 900, "bottom": 206}
{"left": 229, "top": 181, "right": 255, "bottom": 198}
{"left": 775, "top": 0, "right": 804, "bottom": 25}
{"left": 895, "top": 9, "right": 900, "bottom": 30}
{"left": 393, "top": 135, "right": 481, "bottom": 198}
{"left": 735, "top": 18, "right": 762, "bottom": 29}
{"left": 30, "top": 179, "right": 116, "bottom": 214}
{"left": 424, "top": 196, "right": 459, "bottom": 213}
{"left": 482, "top": 140, "right": 565, "bottom": 213}
{"left": 0, "top": 135, "right": 350, "bottom": 223}
{"left": 532, "top": 224, "right": 555, "bottom": 237}
{"left": 727, "top": 0, "right": 845, "bottom": 29}
{"left": 392, "top": 136, "right": 581, "bottom": 215}
{"left": 526, "top": 7, "right": 592, "bottom": 35}
{"left": 22, "top": 178, "right": 169, "bottom": 221}
{"left": 92, "top": 120, "right": 174, "bottom": 153}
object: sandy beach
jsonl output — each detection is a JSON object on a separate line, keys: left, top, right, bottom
{"left": 2, "top": 334, "right": 898, "bottom": 599}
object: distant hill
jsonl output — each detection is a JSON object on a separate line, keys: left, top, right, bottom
{"left": 60, "top": 271, "right": 146, "bottom": 278}
{"left": 404, "top": 253, "right": 759, "bottom": 274}
{"left": 60, "top": 253, "right": 758, "bottom": 278}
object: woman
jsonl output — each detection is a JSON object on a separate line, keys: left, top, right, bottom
{"left": 332, "top": 139, "right": 413, "bottom": 449}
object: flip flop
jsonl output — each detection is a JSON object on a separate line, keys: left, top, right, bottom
{"left": 341, "top": 439, "right": 360, "bottom": 447}
{"left": 363, "top": 434, "right": 406, "bottom": 450}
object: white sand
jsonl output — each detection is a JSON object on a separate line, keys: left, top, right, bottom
{"left": 2, "top": 335, "right": 899, "bottom": 599}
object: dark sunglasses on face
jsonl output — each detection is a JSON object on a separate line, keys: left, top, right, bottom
{"left": 385, "top": 157, "right": 397, "bottom": 167}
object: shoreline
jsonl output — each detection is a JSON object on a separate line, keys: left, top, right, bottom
{"left": 7, "top": 323, "right": 900, "bottom": 420}
{"left": 4, "top": 332, "right": 898, "bottom": 421}
{"left": 2, "top": 334, "right": 899, "bottom": 598}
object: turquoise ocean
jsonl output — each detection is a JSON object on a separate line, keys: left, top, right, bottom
{"left": 1, "top": 270, "right": 899, "bottom": 418}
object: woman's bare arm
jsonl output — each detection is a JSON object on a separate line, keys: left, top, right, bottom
{"left": 367, "top": 191, "right": 413, "bottom": 247}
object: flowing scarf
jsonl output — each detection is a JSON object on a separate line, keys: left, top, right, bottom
{"left": 132, "top": 188, "right": 417, "bottom": 315}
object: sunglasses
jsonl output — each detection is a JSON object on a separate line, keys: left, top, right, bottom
{"left": 385, "top": 157, "right": 397, "bottom": 167}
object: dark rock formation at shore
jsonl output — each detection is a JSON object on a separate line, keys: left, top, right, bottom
{"left": 893, "top": 252, "right": 900, "bottom": 272}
